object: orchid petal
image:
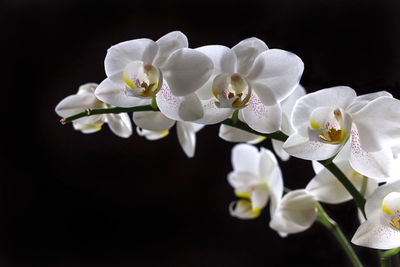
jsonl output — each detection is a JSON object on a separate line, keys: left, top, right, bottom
{"left": 196, "top": 45, "right": 237, "bottom": 74}
{"left": 178, "top": 94, "right": 204, "bottom": 121}
{"left": 251, "top": 189, "right": 269, "bottom": 211}
{"left": 193, "top": 77, "right": 214, "bottom": 101}
{"left": 136, "top": 127, "right": 170, "bottom": 141}
{"left": 347, "top": 91, "right": 393, "bottom": 114}
{"left": 241, "top": 94, "right": 282, "bottom": 134}
{"left": 229, "top": 200, "right": 260, "bottom": 219}
{"left": 283, "top": 129, "right": 341, "bottom": 160}
{"left": 349, "top": 129, "right": 393, "bottom": 180}
{"left": 106, "top": 113, "right": 132, "bottom": 138}
{"left": 73, "top": 120, "right": 104, "bottom": 134}
{"left": 77, "top": 83, "right": 98, "bottom": 95}
{"left": 105, "top": 38, "right": 158, "bottom": 77}
{"left": 281, "top": 84, "right": 306, "bottom": 120}
{"left": 250, "top": 82, "right": 278, "bottom": 106}
{"left": 55, "top": 93, "right": 105, "bottom": 125}
{"left": 95, "top": 77, "right": 150, "bottom": 108}
{"left": 55, "top": 93, "right": 98, "bottom": 117}
{"left": 247, "top": 49, "right": 304, "bottom": 104}
{"left": 176, "top": 121, "right": 198, "bottom": 158}
{"left": 278, "top": 84, "right": 306, "bottom": 136}
{"left": 270, "top": 190, "right": 317, "bottom": 235}
{"left": 271, "top": 140, "right": 290, "bottom": 161}
{"left": 352, "top": 219, "right": 400, "bottom": 250}
{"left": 192, "top": 123, "right": 205, "bottom": 133}
{"left": 227, "top": 171, "right": 260, "bottom": 189}
{"left": 352, "top": 96, "right": 400, "bottom": 152}
{"left": 259, "top": 148, "right": 283, "bottom": 215}
{"left": 154, "top": 31, "right": 188, "bottom": 68}
{"left": 194, "top": 99, "right": 233, "bottom": 125}
{"left": 132, "top": 111, "right": 175, "bottom": 131}
{"left": 156, "top": 83, "right": 204, "bottom": 121}
{"left": 232, "top": 37, "right": 268, "bottom": 76}
{"left": 219, "top": 124, "right": 264, "bottom": 144}
{"left": 311, "top": 160, "right": 325, "bottom": 175}
{"left": 306, "top": 160, "right": 377, "bottom": 204}
{"left": 258, "top": 148, "right": 279, "bottom": 178}
{"left": 231, "top": 143, "right": 259, "bottom": 174}
{"left": 161, "top": 48, "right": 213, "bottom": 96}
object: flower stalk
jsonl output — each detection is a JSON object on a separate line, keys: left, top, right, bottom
{"left": 316, "top": 202, "right": 363, "bottom": 267}
{"left": 60, "top": 105, "right": 158, "bottom": 125}
{"left": 380, "top": 247, "right": 400, "bottom": 267}
{"left": 221, "top": 117, "right": 289, "bottom": 142}
{"left": 380, "top": 247, "right": 400, "bottom": 258}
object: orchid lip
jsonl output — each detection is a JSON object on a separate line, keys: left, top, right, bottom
{"left": 212, "top": 73, "right": 252, "bottom": 109}
{"left": 381, "top": 192, "right": 400, "bottom": 231}
{"left": 309, "top": 107, "right": 348, "bottom": 144}
{"left": 123, "top": 61, "right": 163, "bottom": 99}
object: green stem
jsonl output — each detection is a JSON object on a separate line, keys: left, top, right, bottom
{"left": 379, "top": 250, "right": 392, "bottom": 267}
{"left": 360, "top": 176, "right": 368, "bottom": 197}
{"left": 60, "top": 105, "right": 157, "bottom": 124}
{"left": 220, "top": 118, "right": 289, "bottom": 142}
{"left": 318, "top": 158, "right": 366, "bottom": 219}
{"left": 231, "top": 110, "right": 239, "bottom": 125}
{"left": 380, "top": 247, "right": 400, "bottom": 258}
{"left": 316, "top": 203, "right": 363, "bottom": 267}
{"left": 151, "top": 96, "right": 158, "bottom": 110}
{"left": 380, "top": 247, "right": 400, "bottom": 267}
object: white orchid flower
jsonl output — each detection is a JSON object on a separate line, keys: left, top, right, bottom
{"left": 352, "top": 180, "right": 400, "bottom": 249}
{"left": 283, "top": 88, "right": 400, "bottom": 179}
{"left": 219, "top": 85, "right": 306, "bottom": 161}
{"left": 55, "top": 83, "right": 132, "bottom": 137}
{"left": 157, "top": 38, "right": 304, "bottom": 133}
{"left": 269, "top": 189, "right": 318, "bottom": 237}
{"left": 133, "top": 111, "right": 204, "bottom": 158}
{"left": 95, "top": 31, "right": 213, "bottom": 121}
{"left": 227, "top": 144, "right": 283, "bottom": 219}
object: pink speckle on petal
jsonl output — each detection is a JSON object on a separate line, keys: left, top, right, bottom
{"left": 204, "top": 99, "right": 217, "bottom": 109}
{"left": 306, "top": 140, "right": 324, "bottom": 153}
{"left": 159, "top": 82, "right": 178, "bottom": 108}
{"left": 351, "top": 130, "right": 369, "bottom": 157}
{"left": 249, "top": 94, "right": 268, "bottom": 119}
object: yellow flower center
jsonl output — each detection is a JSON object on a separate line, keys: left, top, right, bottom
{"left": 212, "top": 73, "right": 252, "bottom": 109}
{"left": 390, "top": 218, "right": 400, "bottom": 231}
{"left": 381, "top": 192, "right": 400, "bottom": 231}
{"left": 123, "top": 61, "right": 162, "bottom": 98}
{"left": 309, "top": 108, "right": 347, "bottom": 144}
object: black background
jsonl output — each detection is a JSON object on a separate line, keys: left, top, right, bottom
{"left": 2, "top": 0, "right": 400, "bottom": 266}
